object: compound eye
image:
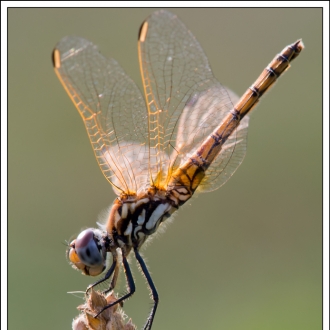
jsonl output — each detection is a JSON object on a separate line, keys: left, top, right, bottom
{"left": 74, "top": 229, "right": 103, "bottom": 267}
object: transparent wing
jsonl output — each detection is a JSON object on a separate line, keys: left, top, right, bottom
{"left": 53, "top": 36, "right": 149, "bottom": 195}
{"left": 178, "top": 89, "right": 249, "bottom": 192}
{"left": 138, "top": 10, "right": 248, "bottom": 192}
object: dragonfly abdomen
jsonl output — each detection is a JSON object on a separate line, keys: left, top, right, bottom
{"left": 168, "top": 40, "right": 304, "bottom": 194}
{"left": 236, "top": 39, "right": 304, "bottom": 119}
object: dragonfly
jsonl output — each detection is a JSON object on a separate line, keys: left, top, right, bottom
{"left": 53, "top": 10, "right": 303, "bottom": 330}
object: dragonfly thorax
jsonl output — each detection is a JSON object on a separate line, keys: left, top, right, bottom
{"left": 107, "top": 189, "right": 180, "bottom": 254}
{"left": 67, "top": 185, "right": 193, "bottom": 276}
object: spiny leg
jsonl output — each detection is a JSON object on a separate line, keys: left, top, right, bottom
{"left": 103, "top": 259, "right": 120, "bottom": 294}
{"left": 94, "top": 255, "right": 136, "bottom": 318}
{"left": 134, "top": 248, "right": 159, "bottom": 330}
{"left": 86, "top": 257, "right": 118, "bottom": 293}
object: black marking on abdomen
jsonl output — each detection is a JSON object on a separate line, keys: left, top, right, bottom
{"left": 230, "top": 108, "right": 240, "bottom": 120}
{"left": 249, "top": 86, "right": 260, "bottom": 97}
{"left": 279, "top": 53, "right": 289, "bottom": 63}
{"left": 190, "top": 156, "right": 204, "bottom": 167}
{"left": 203, "top": 111, "right": 240, "bottom": 168}
{"left": 266, "top": 66, "right": 278, "bottom": 78}
{"left": 210, "top": 133, "right": 221, "bottom": 146}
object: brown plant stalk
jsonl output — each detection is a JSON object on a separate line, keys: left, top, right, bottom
{"left": 72, "top": 290, "right": 136, "bottom": 330}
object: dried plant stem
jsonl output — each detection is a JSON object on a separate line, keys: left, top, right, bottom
{"left": 72, "top": 290, "right": 136, "bottom": 330}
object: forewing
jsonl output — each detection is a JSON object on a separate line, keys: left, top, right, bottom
{"left": 138, "top": 11, "right": 248, "bottom": 192}
{"left": 53, "top": 36, "right": 149, "bottom": 195}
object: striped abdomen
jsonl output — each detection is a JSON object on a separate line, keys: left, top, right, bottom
{"left": 168, "top": 40, "right": 304, "bottom": 192}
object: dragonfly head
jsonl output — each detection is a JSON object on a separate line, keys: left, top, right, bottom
{"left": 67, "top": 228, "right": 106, "bottom": 276}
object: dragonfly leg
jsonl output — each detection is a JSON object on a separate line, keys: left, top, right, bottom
{"left": 134, "top": 248, "right": 159, "bottom": 330}
{"left": 86, "top": 258, "right": 118, "bottom": 294}
{"left": 103, "top": 259, "right": 120, "bottom": 294}
{"left": 94, "top": 255, "right": 135, "bottom": 318}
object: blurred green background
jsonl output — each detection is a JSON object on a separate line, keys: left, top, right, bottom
{"left": 8, "top": 8, "right": 322, "bottom": 330}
